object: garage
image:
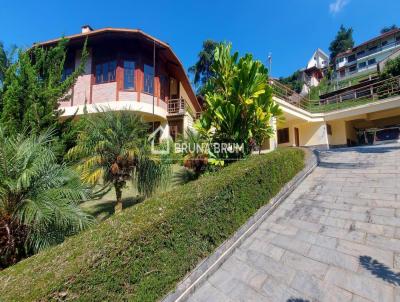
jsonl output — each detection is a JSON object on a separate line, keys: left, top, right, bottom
{"left": 345, "top": 109, "right": 400, "bottom": 145}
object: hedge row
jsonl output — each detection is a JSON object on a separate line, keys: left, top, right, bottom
{"left": 0, "top": 148, "right": 304, "bottom": 301}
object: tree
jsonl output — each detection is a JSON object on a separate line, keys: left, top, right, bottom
{"left": 377, "top": 56, "right": 400, "bottom": 98}
{"left": 0, "top": 128, "right": 92, "bottom": 268}
{"left": 0, "top": 39, "right": 87, "bottom": 137}
{"left": 329, "top": 25, "right": 354, "bottom": 60}
{"left": 381, "top": 25, "right": 398, "bottom": 34}
{"left": 198, "top": 43, "right": 282, "bottom": 157}
{"left": 0, "top": 42, "right": 9, "bottom": 84}
{"left": 188, "top": 40, "right": 219, "bottom": 94}
{"left": 382, "top": 56, "right": 400, "bottom": 78}
{"left": 279, "top": 70, "right": 303, "bottom": 93}
{"left": 0, "top": 42, "right": 16, "bottom": 114}
{"left": 67, "top": 109, "right": 169, "bottom": 213}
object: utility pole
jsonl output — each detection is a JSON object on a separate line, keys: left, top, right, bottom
{"left": 268, "top": 52, "right": 272, "bottom": 77}
{"left": 152, "top": 39, "right": 155, "bottom": 133}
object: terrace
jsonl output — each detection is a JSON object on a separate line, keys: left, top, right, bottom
{"left": 271, "top": 74, "right": 400, "bottom": 113}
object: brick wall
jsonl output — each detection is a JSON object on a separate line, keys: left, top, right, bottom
{"left": 72, "top": 50, "right": 92, "bottom": 106}
{"left": 92, "top": 82, "right": 117, "bottom": 104}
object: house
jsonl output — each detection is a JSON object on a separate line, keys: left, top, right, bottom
{"left": 334, "top": 29, "right": 400, "bottom": 81}
{"left": 299, "top": 48, "right": 329, "bottom": 95}
{"left": 36, "top": 26, "right": 202, "bottom": 140}
{"left": 267, "top": 78, "right": 400, "bottom": 150}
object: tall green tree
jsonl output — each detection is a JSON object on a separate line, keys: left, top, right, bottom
{"left": 67, "top": 109, "right": 169, "bottom": 213}
{"left": 0, "top": 39, "right": 87, "bottom": 137}
{"left": 279, "top": 70, "right": 303, "bottom": 93}
{"left": 0, "top": 42, "right": 15, "bottom": 114}
{"left": 329, "top": 25, "right": 354, "bottom": 60}
{"left": 189, "top": 40, "right": 219, "bottom": 94}
{"left": 0, "top": 42, "right": 8, "bottom": 84}
{"left": 198, "top": 43, "right": 282, "bottom": 157}
{"left": 0, "top": 128, "right": 92, "bottom": 268}
{"left": 381, "top": 25, "right": 398, "bottom": 34}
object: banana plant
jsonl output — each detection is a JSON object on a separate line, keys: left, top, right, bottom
{"left": 199, "top": 43, "right": 282, "bottom": 159}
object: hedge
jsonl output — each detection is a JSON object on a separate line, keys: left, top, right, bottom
{"left": 0, "top": 148, "right": 304, "bottom": 301}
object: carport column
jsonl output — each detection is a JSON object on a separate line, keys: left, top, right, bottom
{"left": 269, "top": 117, "right": 278, "bottom": 150}
{"left": 160, "top": 121, "right": 170, "bottom": 141}
{"left": 323, "top": 122, "right": 330, "bottom": 150}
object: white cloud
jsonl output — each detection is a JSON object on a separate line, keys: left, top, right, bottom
{"left": 329, "top": 0, "right": 349, "bottom": 14}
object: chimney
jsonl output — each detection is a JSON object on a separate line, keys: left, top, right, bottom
{"left": 81, "top": 25, "right": 93, "bottom": 33}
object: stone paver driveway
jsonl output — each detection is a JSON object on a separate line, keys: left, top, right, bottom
{"left": 186, "top": 144, "right": 400, "bottom": 302}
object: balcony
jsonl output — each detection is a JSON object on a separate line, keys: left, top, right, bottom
{"left": 356, "top": 40, "right": 400, "bottom": 60}
{"left": 167, "top": 98, "right": 186, "bottom": 115}
{"left": 339, "top": 40, "right": 400, "bottom": 69}
{"left": 167, "top": 97, "right": 202, "bottom": 120}
{"left": 272, "top": 75, "right": 400, "bottom": 113}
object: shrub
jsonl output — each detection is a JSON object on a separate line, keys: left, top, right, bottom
{"left": 0, "top": 128, "right": 92, "bottom": 269}
{"left": 0, "top": 148, "right": 304, "bottom": 301}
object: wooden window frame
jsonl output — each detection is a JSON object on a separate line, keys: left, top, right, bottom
{"left": 123, "top": 60, "right": 136, "bottom": 91}
{"left": 94, "top": 60, "right": 117, "bottom": 84}
{"left": 143, "top": 63, "right": 155, "bottom": 95}
{"left": 277, "top": 128, "right": 290, "bottom": 144}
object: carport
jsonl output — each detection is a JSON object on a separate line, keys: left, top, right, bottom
{"left": 345, "top": 109, "right": 400, "bottom": 145}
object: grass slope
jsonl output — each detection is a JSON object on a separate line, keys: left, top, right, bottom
{"left": 0, "top": 148, "right": 304, "bottom": 301}
{"left": 307, "top": 97, "right": 376, "bottom": 113}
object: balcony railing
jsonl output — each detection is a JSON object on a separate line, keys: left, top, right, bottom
{"left": 312, "top": 74, "right": 400, "bottom": 112}
{"left": 356, "top": 40, "right": 400, "bottom": 60}
{"left": 168, "top": 98, "right": 186, "bottom": 115}
{"left": 269, "top": 79, "right": 310, "bottom": 110}
{"left": 337, "top": 41, "right": 400, "bottom": 68}
{"left": 167, "top": 98, "right": 202, "bottom": 120}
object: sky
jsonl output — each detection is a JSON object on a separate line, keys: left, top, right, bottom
{"left": 0, "top": 0, "right": 399, "bottom": 78}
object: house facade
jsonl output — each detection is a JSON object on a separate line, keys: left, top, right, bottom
{"left": 269, "top": 79, "right": 400, "bottom": 151}
{"left": 299, "top": 48, "right": 329, "bottom": 95}
{"left": 37, "top": 26, "right": 202, "bottom": 140}
{"left": 334, "top": 29, "right": 400, "bottom": 81}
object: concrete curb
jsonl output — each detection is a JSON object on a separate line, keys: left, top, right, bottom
{"left": 162, "top": 148, "right": 318, "bottom": 302}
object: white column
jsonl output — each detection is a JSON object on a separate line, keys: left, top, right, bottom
{"left": 160, "top": 121, "right": 170, "bottom": 141}
{"left": 323, "top": 123, "right": 330, "bottom": 150}
{"left": 269, "top": 117, "right": 278, "bottom": 151}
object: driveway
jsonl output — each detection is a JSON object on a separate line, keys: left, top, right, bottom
{"left": 186, "top": 144, "right": 400, "bottom": 302}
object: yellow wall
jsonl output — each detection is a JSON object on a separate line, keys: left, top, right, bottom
{"left": 179, "top": 82, "right": 195, "bottom": 117}
{"left": 345, "top": 121, "right": 358, "bottom": 144}
{"left": 277, "top": 121, "right": 329, "bottom": 148}
{"left": 327, "top": 120, "right": 347, "bottom": 146}
{"left": 297, "top": 122, "right": 328, "bottom": 147}
{"left": 277, "top": 99, "right": 400, "bottom": 149}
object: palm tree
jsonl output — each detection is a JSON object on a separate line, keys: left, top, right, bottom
{"left": 0, "top": 128, "right": 92, "bottom": 268}
{"left": 67, "top": 109, "right": 168, "bottom": 214}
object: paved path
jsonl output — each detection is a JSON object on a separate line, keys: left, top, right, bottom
{"left": 186, "top": 144, "right": 400, "bottom": 302}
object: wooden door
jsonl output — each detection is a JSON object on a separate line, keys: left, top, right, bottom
{"left": 294, "top": 128, "right": 300, "bottom": 147}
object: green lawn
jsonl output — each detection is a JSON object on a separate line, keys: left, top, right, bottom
{"left": 307, "top": 97, "right": 376, "bottom": 113}
{"left": 81, "top": 164, "right": 189, "bottom": 221}
{"left": 307, "top": 72, "right": 378, "bottom": 99}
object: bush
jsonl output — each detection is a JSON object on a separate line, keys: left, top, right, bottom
{"left": 0, "top": 148, "right": 304, "bottom": 302}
